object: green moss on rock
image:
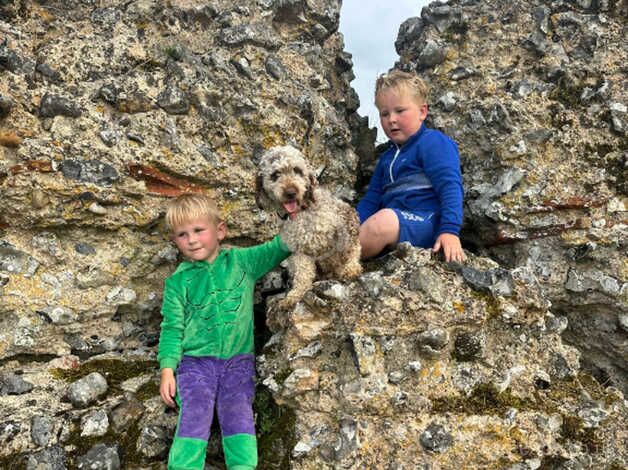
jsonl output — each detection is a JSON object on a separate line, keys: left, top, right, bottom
{"left": 432, "top": 383, "right": 533, "bottom": 415}
{"left": 64, "top": 418, "right": 143, "bottom": 467}
{"left": 51, "top": 358, "right": 157, "bottom": 395}
{"left": 136, "top": 379, "right": 160, "bottom": 401}
{"left": 255, "top": 386, "right": 296, "bottom": 470}
{"left": 559, "top": 415, "right": 603, "bottom": 453}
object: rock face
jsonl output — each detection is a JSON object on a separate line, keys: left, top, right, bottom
{"left": 0, "top": 0, "right": 626, "bottom": 468}
{"left": 260, "top": 246, "right": 627, "bottom": 468}
{"left": 393, "top": 0, "right": 627, "bottom": 393}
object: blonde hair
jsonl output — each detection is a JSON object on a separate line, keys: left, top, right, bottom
{"left": 374, "top": 70, "right": 428, "bottom": 106}
{"left": 165, "top": 193, "right": 222, "bottom": 231}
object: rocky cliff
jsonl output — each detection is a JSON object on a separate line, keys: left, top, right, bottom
{"left": 392, "top": 0, "right": 627, "bottom": 395}
{"left": 0, "top": 0, "right": 626, "bottom": 469}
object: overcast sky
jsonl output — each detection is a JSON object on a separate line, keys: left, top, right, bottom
{"left": 339, "top": 0, "right": 431, "bottom": 142}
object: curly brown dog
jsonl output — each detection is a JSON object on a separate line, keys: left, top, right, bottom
{"left": 256, "top": 145, "right": 362, "bottom": 308}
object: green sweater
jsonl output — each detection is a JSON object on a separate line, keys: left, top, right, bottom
{"left": 157, "top": 235, "right": 290, "bottom": 370}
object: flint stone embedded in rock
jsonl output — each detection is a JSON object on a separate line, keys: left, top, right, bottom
{"left": 219, "top": 23, "right": 279, "bottom": 48}
{"left": 449, "top": 66, "right": 476, "bottom": 81}
{"left": 417, "top": 328, "right": 449, "bottom": 357}
{"left": 31, "top": 415, "right": 54, "bottom": 447}
{"left": 388, "top": 371, "right": 406, "bottom": 384}
{"left": 36, "top": 62, "right": 62, "bottom": 82}
{"left": 39, "top": 93, "right": 81, "bottom": 118}
{"left": 76, "top": 443, "right": 120, "bottom": 470}
{"left": 43, "top": 306, "right": 77, "bottom": 325}
{"left": 1, "top": 420, "right": 21, "bottom": 443}
{"left": 417, "top": 40, "right": 447, "bottom": 69}
{"left": 282, "top": 368, "right": 319, "bottom": 396}
{"left": 0, "top": 43, "right": 31, "bottom": 73}
{"left": 438, "top": 92, "right": 457, "bottom": 112}
{"left": 395, "top": 17, "right": 425, "bottom": 55}
{"left": 99, "top": 128, "right": 119, "bottom": 147}
{"left": 157, "top": 86, "right": 190, "bottom": 115}
{"left": 453, "top": 331, "right": 484, "bottom": 361}
{"left": 60, "top": 159, "right": 118, "bottom": 186}
{"left": 67, "top": 372, "right": 108, "bottom": 408}
{"left": 334, "top": 417, "right": 358, "bottom": 461}
{"left": 80, "top": 409, "right": 109, "bottom": 437}
{"left": 461, "top": 266, "right": 514, "bottom": 297}
{"left": 26, "top": 445, "right": 67, "bottom": 470}
{"left": 136, "top": 425, "right": 170, "bottom": 459}
{"left": 420, "top": 422, "right": 453, "bottom": 453}
{"left": 0, "top": 242, "right": 40, "bottom": 277}
{"left": 0, "top": 373, "right": 34, "bottom": 395}
{"left": 74, "top": 243, "right": 96, "bottom": 255}
{"left": 350, "top": 333, "right": 380, "bottom": 376}
{"left": 0, "top": 94, "right": 13, "bottom": 118}
{"left": 421, "top": 3, "right": 465, "bottom": 33}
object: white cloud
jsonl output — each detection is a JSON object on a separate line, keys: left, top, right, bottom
{"left": 339, "top": 0, "right": 431, "bottom": 142}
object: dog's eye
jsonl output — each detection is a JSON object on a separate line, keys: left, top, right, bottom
{"left": 294, "top": 167, "right": 304, "bottom": 176}
{"left": 271, "top": 171, "right": 280, "bottom": 181}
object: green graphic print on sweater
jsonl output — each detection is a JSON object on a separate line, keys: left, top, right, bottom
{"left": 157, "top": 235, "right": 290, "bottom": 370}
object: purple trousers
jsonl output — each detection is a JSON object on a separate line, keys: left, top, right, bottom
{"left": 169, "top": 354, "right": 257, "bottom": 469}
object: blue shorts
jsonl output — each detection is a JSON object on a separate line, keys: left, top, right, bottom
{"left": 393, "top": 209, "right": 438, "bottom": 248}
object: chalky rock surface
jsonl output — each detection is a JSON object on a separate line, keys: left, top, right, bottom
{"left": 1, "top": 0, "right": 627, "bottom": 468}
{"left": 392, "top": 0, "right": 627, "bottom": 393}
{"left": 260, "top": 247, "right": 628, "bottom": 468}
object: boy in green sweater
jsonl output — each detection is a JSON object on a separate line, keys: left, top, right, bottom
{"left": 158, "top": 193, "right": 290, "bottom": 470}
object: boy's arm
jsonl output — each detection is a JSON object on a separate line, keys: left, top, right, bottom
{"left": 421, "top": 133, "right": 463, "bottom": 236}
{"left": 236, "top": 235, "right": 291, "bottom": 280}
{"left": 356, "top": 161, "right": 385, "bottom": 224}
{"left": 157, "top": 277, "right": 185, "bottom": 371}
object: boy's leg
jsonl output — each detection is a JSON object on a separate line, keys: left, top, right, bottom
{"left": 168, "top": 356, "right": 219, "bottom": 470}
{"left": 359, "top": 208, "right": 400, "bottom": 259}
{"left": 216, "top": 354, "right": 257, "bottom": 470}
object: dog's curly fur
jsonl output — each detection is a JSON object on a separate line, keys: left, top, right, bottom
{"left": 256, "top": 145, "right": 362, "bottom": 308}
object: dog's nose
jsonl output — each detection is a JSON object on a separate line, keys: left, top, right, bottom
{"left": 284, "top": 188, "right": 297, "bottom": 200}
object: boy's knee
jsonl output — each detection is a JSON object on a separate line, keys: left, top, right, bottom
{"left": 363, "top": 209, "right": 398, "bottom": 238}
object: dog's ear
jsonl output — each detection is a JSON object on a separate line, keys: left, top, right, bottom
{"left": 255, "top": 174, "right": 273, "bottom": 210}
{"left": 304, "top": 171, "right": 318, "bottom": 206}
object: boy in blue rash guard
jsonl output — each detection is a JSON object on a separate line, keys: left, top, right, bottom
{"left": 357, "top": 70, "right": 465, "bottom": 262}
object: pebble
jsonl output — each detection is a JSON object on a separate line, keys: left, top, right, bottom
{"left": 420, "top": 422, "right": 453, "bottom": 452}
{"left": 88, "top": 202, "right": 107, "bottom": 215}
{"left": 31, "top": 415, "right": 53, "bottom": 446}
{"left": 417, "top": 328, "right": 449, "bottom": 357}
{"left": 136, "top": 425, "right": 170, "bottom": 458}
{"left": 39, "top": 93, "right": 81, "bottom": 118}
{"left": 26, "top": 446, "right": 67, "bottom": 470}
{"left": 0, "top": 372, "right": 34, "bottom": 395}
{"left": 67, "top": 372, "right": 108, "bottom": 408}
{"left": 157, "top": 85, "right": 190, "bottom": 114}
{"left": 74, "top": 242, "right": 96, "bottom": 255}
{"left": 0, "top": 94, "right": 13, "bottom": 118}
{"left": 80, "top": 409, "right": 109, "bottom": 437}
{"left": 77, "top": 443, "right": 120, "bottom": 470}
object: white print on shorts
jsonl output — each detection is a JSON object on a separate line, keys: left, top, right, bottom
{"left": 399, "top": 211, "right": 434, "bottom": 222}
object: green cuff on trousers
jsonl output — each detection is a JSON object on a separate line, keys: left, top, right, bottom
{"left": 167, "top": 436, "right": 207, "bottom": 470}
{"left": 223, "top": 433, "right": 258, "bottom": 469}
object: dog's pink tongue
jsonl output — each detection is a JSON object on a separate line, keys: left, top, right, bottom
{"left": 283, "top": 200, "right": 298, "bottom": 217}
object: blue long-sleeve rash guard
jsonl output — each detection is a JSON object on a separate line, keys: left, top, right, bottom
{"left": 357, "top": 123, "right": 463, "bottom": 236}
